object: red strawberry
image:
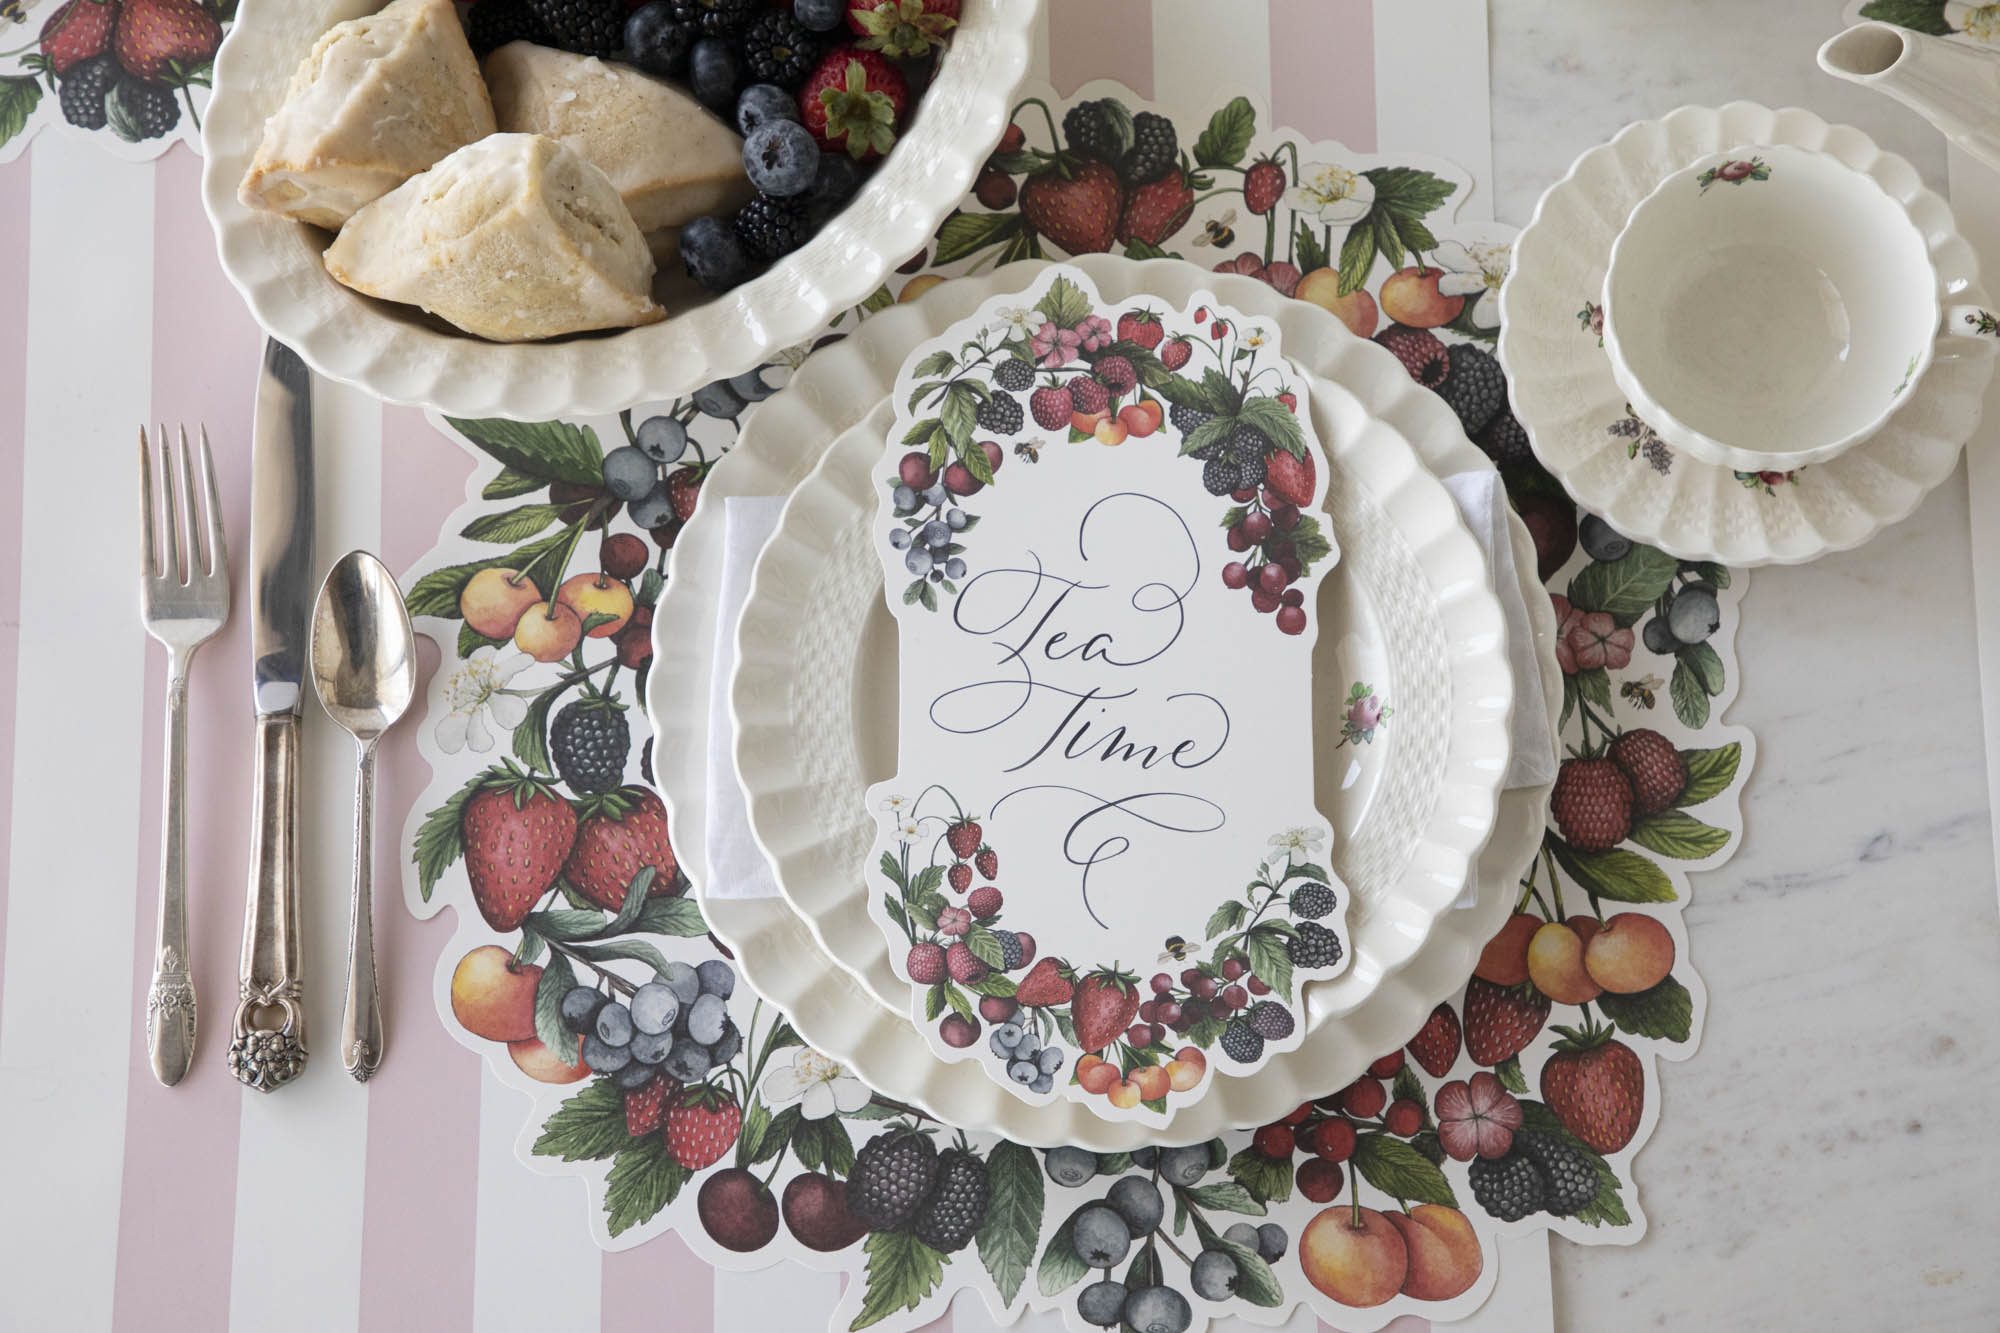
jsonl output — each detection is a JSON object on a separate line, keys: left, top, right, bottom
{"left": 113, "top": 0, "right": 219, "bottom": 81}
{"left": 1029, "top": 385, "right": 1074, "bottom": 430}
{"left": 799, "top": 48, "right": 907, "bottom": 160}
{"left": 967, "top": 886, "right": 1001, "bottom": 919}
{"left": 564, "top": 786, "right": 679, "bottom": 912}
{"left": 907, "top": 942, "right": 946, "bottom": 984}
{"left": 946, "top": 941, "right": 988, "bottom": 984}
{"left": 974, "top": 847, "right": 998, "bottom": 879}
{"left": 1244, "top": 158, "right": 1286, "bottom": 216}
{"left": 1462, "top": 976, "right": 1550, "bottom": 1066}
{"left": 1193, "top": 307, "right": 1208, "bottom": 323}
{"left": 461, "top": 768, "right": 579, "bottom": 931}
{"left": 1159, "top": 338, "right": 1192, "bottom": 371}
{"left": 1552, "top": 758, "right": 1634, "bottom": 851}
{"left": 1070, "top": 969, "right": 1141, "bottom": 1053}
{"left": 625, "top": 1074, "right": 672, "bottom": 1137}
{"left": 1608, "top": 729, "right": 1688, "bottom": 814}
{"left": 948, "top": 862, "right": 972, "bottom": 894}
{"left": 845, "top": 0, "right": 957, "bottom": 58}
{"left": 41, "top": 0, "right": 119, "bottom": 77}
{"left": 1539, "top": 1023, "right": 1644, "bottom": 1154}
{"left": 944, "top": 818, "right": 981, "bottom": 859}
{"left": 665, "top": 1085, "right": 742, "bottom": 1170}
{"left": 1406, "top": 1002, "right": 1462, "bottom": 1078}
{"left": 996, "top": 121, "right": 1024, "bottom": 155}
{"left": 1116, "top": 309, "right": 1164, "bottom": 351}
{"left": 1115, "top": 170, "right": 1194, "bottom": 247}
{"left": 668, "top": 469, "right": 703, "bottom": 523}
{"left": 1277, "top": 392, "right": 1297, "bottom": 413}
{"left": 1210, "top": 320, "right": 1229, "bottom": 340}
{"left": 1014, "top": 956, "right": 1072, "bottom": 1007}
{"left": 1019, "top": 159, "right": 1123, "bottom": 255}
{"left": 1263, "top": 446, "right": 1316, "bottom": 509}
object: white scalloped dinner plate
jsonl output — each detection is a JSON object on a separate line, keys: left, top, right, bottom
{"left": 200, "top": 0, "right": 1037, "bottom": 419}
{"left": 649, "top": 257, "right": 1561, "bottom": 1148}
{"left": 730, "top": 328, "right": 1516, "bottom": 1126}
{"left": 1498, "top": 102, "right": 1993, "bottom": 566}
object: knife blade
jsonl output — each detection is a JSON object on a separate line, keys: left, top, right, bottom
{"left": 229, "top": 338, "right": 314, "bottom": 1092}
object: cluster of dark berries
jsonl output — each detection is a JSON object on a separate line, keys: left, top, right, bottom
{"left": 559, "top": 958, "right": 739, "bottom": 1095}
{"left": 57, "top": 55, "right": 180, "bottom": 140}
{"left": 1374, "top": 323, "right": 1510, "bottom": 438}
{"left": 1550, "top": 727, "right": 1689, "bottom": 851}
{"left": 550, "top": 696, "right": 632, "bottom": 793}
{"left": 1218, "top": 486, "right": 1309, "bottom": 635}
{"left": 888, "top": 446, "right": 1000, "bottom": 585}
{"left": 1468, "top": 1130, "right": 1596, "bottom": 1222}
{"left": 39, "top": 0, "right": 220, "bottom": 141}
{"left": 1190, "top": 418, "right": 1272, "bottom": 497}
{"left": 1062, "top": 98, "right": 1180, "bottom": 188}
{"left": 846, "top": 1129, "right": 992, "bottom": 1253}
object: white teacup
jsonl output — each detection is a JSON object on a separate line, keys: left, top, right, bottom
{"left": 1602, "top": 143, "right": 1997, "bottom": 473}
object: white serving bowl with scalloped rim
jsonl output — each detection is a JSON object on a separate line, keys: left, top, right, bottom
{"left": 201, "top": 0, "right": 1038, "bottom": 420}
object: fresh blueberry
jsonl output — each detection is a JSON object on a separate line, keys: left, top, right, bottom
{"left": 922, "top": 518, "right": 951, "bottom": 546}
{"left": 709, "top": 1018, "right": 742, "bottom": 1063}
{"left": 1070, "top": 1204, "right": 1132, "bottom": 1268}
{"left": 1044, "top": 1145, "right": 1097, "bottom": 1187}
{"left": 1122, "top": 1287, "right": 1191, "bottom": 1333}
{"left": 1107, "top": 1177, "right": 1164, "bottom": 1235}
{"left": 662, "top": 1037, "right": 713, "bottom": 1082}
{"left": 1642, "top": 615, "right": 1681, "bottom": 654}
{"left": 729, "top": 365, "right": 777, "bottom": 402}
{"left": 1189, "top": 1248, "right": 1238, "bottom": 1301}
{"left": 627, "top": 481, "right": 675, "bottom": 529}
{"left": 612, "top": 1060, "right": 659, "bottom": 1090}
{"left": 629, "top": 981, "right": 680, "bottom": 1035}
{"left": 1007, "top": 1058, "right": 1038, "bottom": 1083}
{"left": 945, "top": 508, "right": 967, "bottom": 530}
{"left": 629, "top": 1028, "right": 673, "bottom": 1064}
{"left": 922, "top": 483, "right": 948, "bottom": 507}
{"left": 792, "top": 0, "right": 845, "bottom": 31}
{"left": 595, "top": 1003, "right": 635, "bottom": 1046}
{"left": 1076, "top": 1280, "right": 1127, "bottom": 1328}
{"left": 686, "top": 993, "right": 728, "bottom": 1045}
{"left": 1255, "top": 1222, "right": 1288, "bottom": 1262}
{"left": 906, "top": 547, "right": 933, "bottom": 576}
{"left": 1667, "top": 583, "right": 1720, "bottom": 644}
{"left": 689, "top": 37, "right": 742, "bottom": 113}
{"left": 580, "top": 1034, "right": 631, "bottom": 1072}
{"left": 804, "top": 152, "right": 865, "bottom": 219}
{"left": 559, "top": 985, "right": 607, "bottom": 1034}
{"left": 681, "top": 214, "right": 753, "bottom": 291}
{"left": 891, "top": 485, "right": 918, "bottom": 512}
{"left": 623, "top": 3, "right": 693, "bottom": 77}
{"left": 735, "top": 82, "right": 800, "bottom": 137}
{"left": 601, "top": 445, "right": 659, "bottom": 501}
{"left": 696, "top": 958, "right": 736, "bottom": 999}
{"left": 691, "top": 380, "right": 746, "bottom": 419}
{"left": 744, "top": 119, "right": 820, "bottom": 196}
{"left": 1157, "top": 1144, "right": 1210, "bottom": 1187}
{"left": 945, "top": 557, "right": 967, "bottom": 580}
{"left": 888, "top": 528, "right": 911, "bottom": 550}
{"left": 635, "top": 414, "right": 688, "bottom": 463}
{"left": 661, "top": 960, "right": 702, "bottom": 1006}
{"left": 1223, "top": 1222, "right": 1262, "bottom": 1253}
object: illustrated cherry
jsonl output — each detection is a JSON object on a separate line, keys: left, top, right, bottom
{"left": 1150, "top": 972, "right": 1174, "bottom": 994}
{"left": 1221, "top": 958, "right": 1247, "bottom": 981}
{"left": 1258, "top": 563, "right": 1291, "bottom": 594}
{"left": 1241, "top": 511, "right": 1273, "bottom": 542}
{"left": 1276, "top": 605, "right": 1307, "bottom": 635}
{"left": 1221, "top": 562, "right": 1249, "bottom": 589}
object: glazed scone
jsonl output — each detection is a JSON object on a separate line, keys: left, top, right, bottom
{"left": 323, "top": 133, "right": 666, "bottom": 342}
{"left": 240, "top": 0, "right": 495, "bottom": 230}
{"left": 483, "top": 41, "right": 754, "bottom": 235}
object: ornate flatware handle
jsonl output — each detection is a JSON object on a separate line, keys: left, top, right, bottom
{"left": 230, "top": 712, "right": 306, "bottom": 1092}
{"left": 147, "top": 666, "right": 197, "bottom": 1086}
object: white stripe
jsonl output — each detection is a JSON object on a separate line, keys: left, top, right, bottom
{"left": 1452, "top": 1232, "right": 1554, "bottom": 1330}
{"left": 0, "top": 143, "right": 155, "bottom": 1333}
{"left": 1373, "top": 0, "right": 1496, "bottom": 218}
{"left": 474, "top": 1060, "right": 604, "bottom": 1332}
{"left": 227, "top": 377, "right": 383, "bottom": 1333}
{"left": 947, "top": 1291, "right": 1069, "bottom": 1331}
{"left": 716, "top": 1263, "right": 841, "bottom": 1330}
{"left": 1152, "top": 0, "right": 1272, "bottom": 111}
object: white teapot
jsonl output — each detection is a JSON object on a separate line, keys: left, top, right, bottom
{"left": 1820, "top": 20, "right": 2000, "bottom": 173}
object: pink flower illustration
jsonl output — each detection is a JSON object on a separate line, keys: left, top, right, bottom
{"left": 1435, "top": 1071, "right": 1523, "bottom": 1161}
{"left": 1030, "top": 321, "right": 1081, "bottom": 368}
{"left": 937, "top": 906, "right": 972, "bottom": 937}
{"left": 1566, "top": 610, "right": 1634, "bottom": 672}
{"left": 1551, "top": 593, "right": 1583, "bottom": 674}
{"left": 1076, "top": 314, "right": 1114, "bottom": 353}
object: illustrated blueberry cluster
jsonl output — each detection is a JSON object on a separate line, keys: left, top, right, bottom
{"left": 987, "top": 1019, "right": 1063, "bottom": 1094}
{"left": 559, "top": 958, "right": 739, "bottom": 1091}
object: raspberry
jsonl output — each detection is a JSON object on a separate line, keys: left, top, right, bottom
{"left": 1552, "top": 758, "right": 1634, "bottom": 851}
{"left": 911, "top": 1148, "right": 990, "bottom": 1253}
{"left": 907, "top": 942, "right": 946, "bottom": 984}
{"left": 525, "top": 0, "right": 624, "bottom": 56}
{"left": 1289, "top": 881, "right": 1335, "bottom": 920}
{"left": 738, "top": 11, "right": 821, "bottom": 86}
{"left": 669, "top": 0, "right": 760, "bottom": 35}
{"left": 1092, "top": 355, "right": 1137, "bottom": 395}
{"left": 1067, "top": 375, "right": 1109, "bottom": 416}
{"left": 1219, "top": 1019, "right": 1263, "bottom": 1063}
{"left": 1117, "top": 111, "right": 1178, "bottom": 186}
{"left": 975, "top": 392, "right": 1024, "bottom": 435}
{"left": 733, "top": 193, "right": 810, "bottom": 263}
{"left": 1374, "top": 324, "right": 1449, "bottom": 388}
{"left": 549, "top": 698, "right": 631, "bottom": 795}
{"left": 1246, "top": 1001, "right": 1294, "bottom": 1041}
{"left": 1608, "top": 729, "right": 1687, "bottom": 814}
{"left": 946, "top": 942, "right": 988, "bottom": 984}
{"left": 1514, "top": 1131, "right": 1596, "bottom": 1216}
{"left": 968, "top": 886, "right": 1002, "bottom": 919}
{"left": 1468, "top": 1148, "right": 1546, "bottom": 1222}
{"left": 468, "top": 0, "right": 550, "bottom": 53}
{"left": 993, "top": 359, "right": 1035, "bottom": 391}
{"left": 1287, "top": 920, "right": 1343, "bottom": 970}
{"left": 1475, "top": 410, "right": 1535, "bottom": 469}
{"left": 1168, "top": 402, "right": 1212, "bottom": 436}
{"left": 1029, "top": 385, "right": 1073, "bottom": 430}
{"left": 847, "top": 1129, "right": 939, "bottom": 1228}
{"left": 1434, "top": 342, "right": 1509, "bottom": 436}
{"left": 58, "top": 55, "right": 118, "bottom": 131}
{"left": 1062, "top": 98, "right": 1124, "bottom": 163}
{"left": 111, "top": 79, "right": 179, "bottom": 141}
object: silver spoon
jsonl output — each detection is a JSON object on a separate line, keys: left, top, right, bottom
{"left": 309, "top": 550, "right": 416, "bottom": 1082}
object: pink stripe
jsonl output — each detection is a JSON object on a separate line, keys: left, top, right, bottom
{"left": 601, "top": 1233, "right": 712, "bottom": 1331}
{"left": 1269, "top": 0, "right": 1376, "bottom": 151}
{"left": 111, "top": 143, "right": 265, "bottom": 1333}
{"left": 357, "top": 404, "right": 483, "bottom": 1332}
{"left": 1046, "top": 0, "right": 1153, "bottom": 99}
{"left": 0, "top": 147, "right": 31, "bottom": 1028}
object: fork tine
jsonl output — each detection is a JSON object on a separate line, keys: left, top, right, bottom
{"left": 159, "top": 422, "right": 185, "bottom": 584}
{"left": 197, "top": 425, "right": 226, "bottom": 583}
{"left": 176, "top": 423, "right": 205, "bottom": 580}
{"left": 139, "top": 425, "right": 158, "bottom": 580}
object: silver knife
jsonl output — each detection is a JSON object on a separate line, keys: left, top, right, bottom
{"left": 227, "top": 339, "right": 314, "bottom": 1093}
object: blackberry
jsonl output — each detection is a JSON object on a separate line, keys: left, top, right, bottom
{"left": 975, "top": 392, "right": 1024, "bottom": 435}
{"left": 1374, "top": 324, "right": 1450, "bottom": 388}
{"left": 910, "top": 1148, "right": 990, "bottom": 1253}
{"left": 1289, "top": 881, "right": 1335, "bottom": 920}
{"left": 1473, "top": 408, "right": 1534, "bottom": 469}
{"left": 993, "top": 359, "right": 1035, "bottom": 392}
{"left": 737, "top": 11, "right": 820, "bottom": 87}
{"left": 1168, "top": 401, "right": 1212, "bottom": 436}
{"left": 733, "top": 193, "right": 810, "bottom": 263}
{"left": 468, "top": 0, "right": 550, "bottom": 54}
{"left": 1468, "top": 1149, "right": 1547, "bottom": 1222}
{"left": 1062, "top": 99, "right": 1124, "bottom": 163}
{"left": 1232, "top": 452, "right": 1267, "bottom": 491}
{"left": 526, "top": 0, "right": 624, "bottom": 56}
{"left": 991, "top": 928, "right": 1025, "bottom": 971}
{"left": 669, "top": 0, "right": 760, "bottom": 36}
{"left": 1434, "top": 342, "right": 1508, "bottom": 436}
{"left": 1287, "top": 920, "right": 1343, "bottom": 970}
{"left": 1245, "top": 1001, "right": 1294, "bottom": 1041}
{"left": 1116, "top": 111, "right": 1178, "bottom": 186}
{"left": 58, "top": 55, "right": 118, "bottom": 131}
{"left": 1224, "top": 421, "right": 1269, "bottom": 461}
{"left": 110, "top": 79, "right": 179, "bottom": 141}
{"left": 550, "top": 698, "right": 631, "bottom": 794}
{"left": 1514, "top": 1131, "right": 1596, "bottom": 1216}
{"left": 1219, "top": 1019, "right": 1264, "bottom": 1064}
{"left": 846, "top": 1129, "right": 939, "bottom": 1228}
{"left": 1200, "top": 456, "right": 1237, "bottom": 497}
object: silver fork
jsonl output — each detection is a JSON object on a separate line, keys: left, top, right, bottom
{"left": 139, "top": 424, "right": 229, "bottom": 1087}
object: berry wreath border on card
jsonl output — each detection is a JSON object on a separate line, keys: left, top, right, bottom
{"left": 400, "top": 84, "right": 1752, "bottom": 1330}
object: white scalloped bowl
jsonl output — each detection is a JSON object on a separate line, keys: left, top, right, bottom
{"left": 200, "top": 0, "right": 1039, "bottom": 420}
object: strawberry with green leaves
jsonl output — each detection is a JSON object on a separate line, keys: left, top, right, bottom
{"left": 1463, "top": 975, "right": 1550, "bottom": 1066}
{"left": 460, "top": 764, "right": 578, "bottom": 931}
{"left": 799, "top": 48, "right": 907, "bottom": 160}
{"left": 1540, "top": 1019, "right": 1644, "bottom": 1154}
{"left": 38, "top": 0, "right": 119, "bottom": 77}
{"left": 1070, "top": 968, "right": 1141, "bottom": 1054}
{"left": 665, "top": 1084, "right": 742, "bottom": 1169}
{"left": 845, "top": 0, "right": 956, "bottom": 58}
{"left": 564, "top": 785, "right": 678, "bottom": 912}
{"left": 114, "top": 0, "right": 219, "bottom": 82}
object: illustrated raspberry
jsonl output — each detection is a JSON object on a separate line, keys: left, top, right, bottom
{"left": 1067, "top": 375, "right": 1110, "bottom": 416}
{"left": 991, "top": 928, "right": 1026, "bottom": 970}
{"left": 847, "top": 1129, "right": 939, "bottom": 1228}
{"left": 57, "top": 55, "right": 118, "bottom": 131}
{"left": 1468, "top": 1148, "right": 1547, "bottom": 1222}
{"left": 1513, "top": 1131, "right": 1596, "bottom": 1216}
{"left": 907, "top": 942, "right": 946, "bottom": 984}
{"left": 1608, "top": 729, "right": 1687, "bottom": 814}
{"left": 975, "top": 392, "right": 1024, "bottom": 435}
{"left": 1061, "top": 98, "right": 1124, "bottom": 163}
{"left": 734, "top": 193, "right": 810, "bottom": 263}
{"left": 669, "top": 0, "right": 760, "bottom": 35}
{"left": 1289, "top": 881, "right": 1335, "bottom": 920}
{"left": 1473, "top": 409, "right": 1534, "bottom": 469}
{"left": 468, "top": 0, "right": 550, "bottom": 53}
{"left": 994, "top": 358, "right": 1035, "bottom": 391}
{"left": 967, "top": 886, "right": 1002, "bottom": 919}
{"left": 946, "top": 941, "right": 989, "bottom": 984}
{"left": 1092, "top": 355, "right": 1137, "bottom": 395}
{"left": 911, "top": 1148, "right": 990, "bottom": 1253}
{"left": 1201, "top": 456, "right": 1237, "bottom": 497}
{"left": 1029, "top": 385, "right": 1074, "bottom": 430}
{"left": 739, "top": 11, "right": 821, "bottom": 86}
{"left": 1287, "top": 920, "right": 1343, "bottom": 970}
{"left": 1551, "top": 757, "right": 1635, "bottom": 851}
{"left": 525, "top": 0, "right": 625, "bottom": 56}
{"left": 1434, "top": 342, "right": 1509, "bottom": 436}
{"left": 1374, "top": 324, "right": 1450, "bottom": 388}
{"left": 1168, "top": 401, "right": 1212, "bottom": 436}
{"left": 1246, "top": 1001, "right": 1295, "bottom": 1041}
{"left": 1117, "top": 111, "right": 1178, "bottom": 186}
{"left": 549, "top": 698, "right": 631, "bottom": 795}
{"left": 1219, "top": 1019, "right": 1264, "bottom": 1064}
{"left": 112, "top": 79, "right": 179, "bottom": 141}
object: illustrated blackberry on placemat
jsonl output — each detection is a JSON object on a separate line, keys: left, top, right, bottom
{"left": 910, "top": 1148, "right": 991, "bottom": 1253}
{"left": 846, "top": 1128, "right": 939, "bottom": 1229}
{"left": 976, "top": 392, "right": 1024, "bottom": 435}
{"left": 1435, "top": 342, "right": 1508, "bottom": 436}
{"left": 1469, "top": 1148, "right": 1547, "bottom": 1222}
{"left": 58, "top": 55, "right": 119, "bottom": 131}
{"left": 1287, "top": 919, "right": 1343, "bottom": 969}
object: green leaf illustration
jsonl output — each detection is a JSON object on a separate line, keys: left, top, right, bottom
{"left": 445, "top": 418, "right": 606, "bottom": 487}
{"left": 1567, "top": 544, "right": 1679, "bottom": 624}
{"left": 1669, "top": 658, "right": 1710, "bottom": 729}
{"left": 1493, "top": 1054, "right": 1527, "bottom": 1093}
{"left": 533, "top": 952, "right": 579, "bottom": 1063}
{"left": 461, "top": 502, "right": 566, "bottom": 544}
{"left": 532, "top": 1080, "right": 631, "bottom": 1163}
{"left": 412, "top": 770, "right": 485, "bottom": 900}
{"left": 1858, "top": 0, "right": 1953, "bottom": 35}
{"left": 1192, "top": 96, "right": 1256, "bottom": 168}
{"left": 604, "top": 1138, "right": 693, "bottom": 1237}
{"left": 851, "top": 1230, "right": 948, "bottom": 1330}
{"left": 1679, "top": 639, "right": 1725, "bottom": 694}
{"left": 1337, "top": 218, "right": 1376, "bottom": 295}
{"left": 1361, "top": 166, "right": 1457, "bottom": 220}
{"left": 1238, "top": 394, "right": 1306, "bottom": 460}
{"left": 967, "top": 925, "right": 1006, "bottom": 969}
{"left": 1576, "top": 665, "right": 1611, "bottom": 714}
{"left": 564, "top": 938, "right": 676, "bottom": 979}
{"left": 512, "top": 681, "right": 568, "bottom": 773}
{"left": 1036, "top": 1207, "right": 1090, "bottom": 1296}
{"left": 1203, "top": 1232, "right": 1284, "bottom": 1306}
{"left": 1548, "top": 839, "right": 1677, "bottom": 903}
{"left": 1351, "top": 1133, "right": 1457, "bottom": 1208}
{"left": 1226, "top": 1146, "right": 1293, "bottom": 1204}
{"left": 734, "top": 1098, "right": 772, "bottom": 1169}
{"left": 1178, "top": 1180, "right": 1264, "bottom": 1216}
{"left": 1242, "top": 925, "right": 1293, "bottom": 999}
{"left": 1205, "top": 899, "right": 1247, "bottom": 939}
{"left": 0, "top": 77, "right": 42, "bottom": 150}
{"left": 975, "top": 1141, "right": 1043, "bottom": 1306}
{"left": 1596, "top": 974, "right": 1693, "bottom": 1043}
{"left": 1034, "top": 274, "right": 1091, "bottom": 330}
{"left": 1675, "top": 741, "right": 1742, "bottom": 806}
{"left": 1628, "top": 810, "right": 1729, "bottom": 861}
{"left": 1286, "top": 515, "right": 1333, "bottom": 569}
{"left": 457, "top": 622, "right": 505, "bottom": 658}
{"left": 1294, "top": 219, "right": 1329, "bottom": 274}
{"left": 482, "top": 465, "right": 549, "bottom": 500}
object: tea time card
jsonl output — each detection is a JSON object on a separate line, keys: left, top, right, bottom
{"left": 864, "top": 267, "right": 1354, "bottom": 1117}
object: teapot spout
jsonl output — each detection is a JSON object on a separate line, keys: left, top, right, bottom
{"left": 1819, "top": 21, "right": 2000, "bottom": 174}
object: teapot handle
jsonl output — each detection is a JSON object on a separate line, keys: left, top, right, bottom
{"left": 1945, "top": 305, "right": 2000, "bottom": 341}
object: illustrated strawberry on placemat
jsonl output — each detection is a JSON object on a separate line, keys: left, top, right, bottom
{"left": 564, "top": 785, "right": 680, "bottom": 912}
{"left": 459, "top": 764, "right": 579, "bottom": 931}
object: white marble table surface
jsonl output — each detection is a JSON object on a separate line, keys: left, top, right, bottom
{"left": 1492, "top": 4, "right": 2000, "bottom": 1329}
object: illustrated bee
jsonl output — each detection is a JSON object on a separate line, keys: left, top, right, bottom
{"left": 1013, "top": 439, "right": 1042, "bottom": 465}
{"left": 1, "top": 2, "right": 25, "bottom": 22}
{"left": 1621, "top": 674, "right": 1664, "bottom": 710}
{"left": 1192, "top": 209, "right": 1238, "bottom": 249}
{"left": 1158, "top": 935, "right": 1202, "bottom": 964}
